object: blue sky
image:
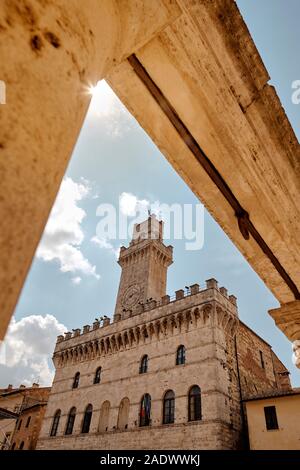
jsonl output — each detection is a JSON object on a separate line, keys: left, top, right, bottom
{"left": 1, "top": 1, "right": 299, "bottom": 388}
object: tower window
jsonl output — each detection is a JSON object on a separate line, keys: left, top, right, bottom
{"left": 19, "top": 441, "right": 24, "bottom": 450}
{"left": 188, "top": 385, "right": 202, "bottom": 421}
{"left": 94, "top": 367, "right": 102, "bottom": 384}
{"left": 139, "top": 355, "right": 148, "bottom": 374}
{"left": 163, "top": 390, "right": 175, "bottom": 424}
{"left": 65, "top": 407, "right": 76, "bottom": 435}
{"left": 17, "top": 419, "right": 22, "bottom": 430}
{"left": 72, "top": 372, "right": 80, "bottom": 389}
{"left": 264, "top": 406, "right": 279, "bottom": 430}
{"left": 259, "top": 350, "right": 265, "bottom": 369}
{"left": 139, "top": 394, "right": 151, "bottom": 427}
{"left": 50, "top": 410, "right": 61, "bottom": 436}
{"left": 81, "top": 404, "right": 93, "bottom": 434}
{"left": 176, "top": 345, "right": 185, "bottom": 365}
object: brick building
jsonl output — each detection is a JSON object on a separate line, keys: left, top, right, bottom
{"left": 37, "top": 216, "right": 290, "bottom": 450}
{"left": 0, "top": 384, "right": 50, "bottom": 450}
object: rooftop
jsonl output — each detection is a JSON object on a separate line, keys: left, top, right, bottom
{"left": 243, "top": 387, "right": 300, "bottom": 402}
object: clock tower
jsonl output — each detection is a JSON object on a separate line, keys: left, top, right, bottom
{"left": 114, "top": 215, "right": 173, "bottom": 321}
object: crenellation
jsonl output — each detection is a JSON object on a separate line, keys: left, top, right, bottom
{"left": 220, "top": 287, "right": 228, "bottom": 297}
{"left": 175, "top": 289, "right": 184, "bottom": 300}
{"left": 190, "top": 284, "right": 200, "bottom": 295}
{"left": 55, "top": 286, "right": 239, "bottom": 349}
{"left": 161, "top": 295, "right": 170, "bottom": 305}
{"left": 206, "top": 278, "right": 218, "bottom": 290}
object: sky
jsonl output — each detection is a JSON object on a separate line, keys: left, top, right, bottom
{"left": 0, "top": 1, "right": 299, "bottom": 388}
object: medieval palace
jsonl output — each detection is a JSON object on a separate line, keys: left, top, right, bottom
{"left": 37, "top": 216, "right": 291, "bottom": 450}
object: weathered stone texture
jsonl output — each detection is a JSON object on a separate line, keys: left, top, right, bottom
{"left": 37, "top": 218, "right": 290, "bottom": 450}
{"left": 236, "top": 322, "right": 290, "bottom": 398}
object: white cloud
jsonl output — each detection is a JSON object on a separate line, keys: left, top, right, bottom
{"left": 71, "top": 276, "right": 82, "bottom": 285}
{"left": 36, "top": 177, "right": 100, "bottom": 280}
{"left": 119, "top": 192, "right": 150, "bottom": 217}
{"left": 91, "top": 192, "right": 163, "bottom": 257}
{"left": 0, "top": 315, "right": 66, "bottom": 387}
{"left": 86, "top": 80, "right": 136, "bottom": 137}
{"left": 91, "top": 235, "right": 120, "bottom": 259}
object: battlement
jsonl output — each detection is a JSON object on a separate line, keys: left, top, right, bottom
{"left": 56, "top": 278, "right": 238, "bottom": 345}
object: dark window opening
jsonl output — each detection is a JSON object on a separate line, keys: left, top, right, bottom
{"left": 17, "top": 419, "right": 22, "bottom": 430}
{"left": 188, "top": 385, "right": 202, "bottom": 421}
{"left": 264, "top": 406, "right": 279, "bottom": 430}
{"left": 19, "top": 441, "right": 24, "bottom": 450}
{"left": 176, "top": 345, "right": 185, "bottom": 365}
{"left": 81, "top": 404, "right": 93, "bottom": 433}
{"left": 65, "top": 407, "right": 76, "bottom": 435}
{"left": 259, "top": 350, "right": 265, "bottom": 369}
{"left": 72, "top": 372, "right": 80, "bottom": 389}
{"left": 139, "top": 394, "right": 151, "bottom": 427}
{"left": 139, "top": 355, "right": 148, "bottom": 374}
{"left": 94, "top": 367, "right": 102, "bottom": 384}
{"left": 163, "top": 390, "right": 175, "bottom": 424}
{"left": 50, "top": 409, "right": 61, "bottom": 437}
{"left": 25, "top": 416, "right": 31, "bottom": 428}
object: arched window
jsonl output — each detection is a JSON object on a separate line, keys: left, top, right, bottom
{"left": 65, "top": 407, "right": 76, "bottom": 435}
{"left": 94, "top": 366, "right": 102, "bottom": 384}
{"left": 19, "top": 441, "right": 24, "bottom": 450}
{"left": 117, "top": 397, "right": 130, "bottom": 430}
{"left": 72, "top": 372, "right": 80, "bottom": 389}
{"left": 50, "top": 409, "right": 61, "bottom": 436}
{"left": 99, "top": 401, "right": 110, "bottom": 432}
{"left": 139, "top": 393, "right": 151, "bottom": 427}
{"left": 176, "top": 345, "right": 185, "bottom": 365}
{"left": 188, "top": 385, "right": 201, "bottom": 421}
{"left": 11, "top": 442, "right": 16, "bottom": 450}
{"left": 163, "top": 390, "right": 175, "bottom": 424}
{"left": 139, "top": 355, "right": 148, "bottom": 374}
{"left": 81, "top": 404, "right": 93, "bottom": 433}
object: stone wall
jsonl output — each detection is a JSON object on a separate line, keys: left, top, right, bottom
{"left": 37, "top": 280, "right": 289, "bottom": 450}
{"left": 37, "top": 284, "right": 240, "bottom": 450}
{"left": 236, "top": 322, "right": 290, "bottom": 398}
{"left": 11, "top": 401, "right": 48, "bottom": 450}
{"left": 37, "top": 420, "right": 240, "bottom": 450}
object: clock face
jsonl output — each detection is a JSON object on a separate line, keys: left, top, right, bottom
{"left": 122, "top": 284, "right": 141, "bottom": 309}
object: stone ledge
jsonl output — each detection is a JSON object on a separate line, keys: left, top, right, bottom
{"left": 269, "top": 300, "right": 300, "bottom": 342}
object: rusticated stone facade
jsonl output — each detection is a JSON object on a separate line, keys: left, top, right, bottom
{"left": 37, "top": 216, "right": 290, "bottom": 450}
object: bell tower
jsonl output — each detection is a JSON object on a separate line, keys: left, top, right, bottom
{"left": 114, "top": 215, "right": 173, "bottom": 320}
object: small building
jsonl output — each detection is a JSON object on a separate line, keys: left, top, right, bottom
{"left": 244, "top": 389, "right": 300, "bottom": 450}
{"left": 0, "top": 384, "right": 50, "bottom": 450}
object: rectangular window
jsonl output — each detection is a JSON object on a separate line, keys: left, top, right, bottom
{"left": 264, "top": 406, "right": 279, "bottom": 430}
{"left": 259, "top": 350, "right": 265, "bottom": 369}
{"left": 25, "top": 416, "right": 31, "bottom": 428}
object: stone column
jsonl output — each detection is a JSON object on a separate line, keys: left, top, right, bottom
{"left": 269, "top": 300, "right": 300, "bottom": 368}
{"left": 0, "top": 0, "right": 180, "bottom": 340}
